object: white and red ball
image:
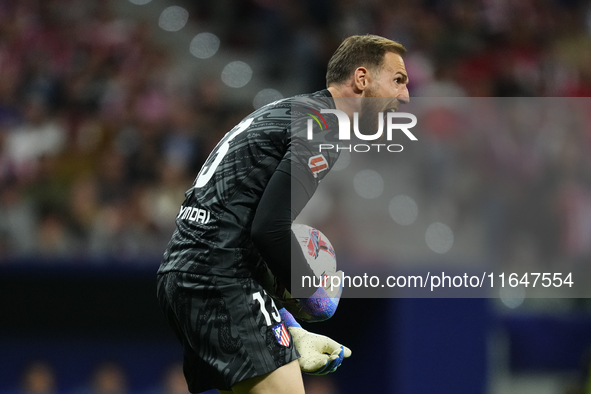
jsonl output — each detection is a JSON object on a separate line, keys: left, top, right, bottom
{"left": 260, "top": 224, "right": 338, "bottom": 321}
{"left": 291, "top": 223, "right": 337, "bottom": 284}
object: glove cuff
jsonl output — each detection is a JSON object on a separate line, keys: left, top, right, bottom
{"left": 297, "top": 287, "right": 340, "bottom": 322}
{"left": 279, "top": 307, "right": 301, "bottom": 328}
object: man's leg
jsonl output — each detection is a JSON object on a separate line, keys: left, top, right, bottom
{"left": 218, "top": 360, "right": 304, "bottom": 394}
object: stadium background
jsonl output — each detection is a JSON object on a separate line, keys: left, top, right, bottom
{"left": 1, "top": 0, "right": 591, "bottom": 393}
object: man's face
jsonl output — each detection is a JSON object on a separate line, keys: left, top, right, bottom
{"left": 358, "top": 52, "right": 409, "bottom": 131}
{"left": 364, "top": 52, "right": 410, "bottom": 109}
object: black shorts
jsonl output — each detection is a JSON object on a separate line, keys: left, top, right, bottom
{"left": 157, "top": 271, "right": 299, "bottom": 393}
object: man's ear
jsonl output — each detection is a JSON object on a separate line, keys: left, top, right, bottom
{"left": 353, "top": 67, "right": 368, "bottom": 92}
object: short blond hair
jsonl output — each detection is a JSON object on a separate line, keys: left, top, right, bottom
{"left": 326, "top": 35, "right": 407, "bottom": 87}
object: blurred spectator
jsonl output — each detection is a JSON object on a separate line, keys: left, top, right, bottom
{"left": 87, "top": 363, "right": 128, "bottom": 394}
{"left": 19, "top": 361, "right": 58, "bottom": 394}
{"left": 0, "top": 179, "right": 37, "bottom": 257}
{"left": 302, "top": 375, "right": 338, "bottom": 394}
{"left": 159, "top": 363, "right": 188, "bottom": 394}
{"left": 3, "top": 98, "right": 66, "bottom": 182}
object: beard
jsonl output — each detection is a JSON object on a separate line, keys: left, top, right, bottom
{"left": 357, "top": 86, "right": 391, "bottom": 135}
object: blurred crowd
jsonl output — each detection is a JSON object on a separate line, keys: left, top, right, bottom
{"left": 0, "top": 0, "right": 590, "bottom": 261}
{"left": 409, "top": 98, "right": 591, "bottom": 271}
{"left": 9, "top": 360, "right": 190, "bottom": 394}
{"left": 8, "top": 360, "right": 339, "bottom": 394}
{"left": 0, "top": 0, "right": 216, "bottom": 259}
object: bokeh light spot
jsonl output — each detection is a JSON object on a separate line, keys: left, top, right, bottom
{"left": 159, "top": 6, "right": 189, "bottom": 32}
{"left": 221, "top": 61, "right": 253, "bottom": 88}
{"left": 389, "top": 195, "right": 419, "bottom": 225}
{"left": 499, "top": 285, "right": 526, "bottom": 309}
{"left": 253, "top": 89, "right": 283, "bottom": 109}
{"left": 425, "top": 222, "right": 454, "bottom": 253}
{"left": 353, "top": 170, "right": 384, "bottom": 199}
{"left": 190, "top": 33, "right": 220, "bottom": 59}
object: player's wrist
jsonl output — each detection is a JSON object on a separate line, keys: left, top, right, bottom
{"left": 296, "top": 285, "right": 341, "bottom": 322}
{"left": 279, "top": 307, "right": 301, "bottom": 328}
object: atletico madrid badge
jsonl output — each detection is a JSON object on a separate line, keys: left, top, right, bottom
{"left": 272, "top": 322, "right": 290, "bottom": 347}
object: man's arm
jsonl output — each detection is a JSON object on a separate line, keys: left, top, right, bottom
{"left": 251, "top": 163, "right": 343, "bottom": 320}
{"left": 251, "top": 167, "right": 317, "bottom": 298}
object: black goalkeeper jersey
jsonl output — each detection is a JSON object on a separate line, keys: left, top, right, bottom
{"left": 158, "top": 90, "right": 339, "bottom": 278}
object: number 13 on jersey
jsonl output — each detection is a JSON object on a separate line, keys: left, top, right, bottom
{"left": 253, "top": 291, "right": 281, "bottom": 326}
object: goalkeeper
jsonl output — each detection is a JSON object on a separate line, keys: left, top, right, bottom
{"left": 157, "top": 34, "right": 410, "bottom": 394}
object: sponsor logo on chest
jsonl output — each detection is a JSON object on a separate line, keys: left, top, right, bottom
{"left": 177, "top": 205, "right": 211, "bottom": 224}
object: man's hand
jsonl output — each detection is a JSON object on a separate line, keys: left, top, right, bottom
{"left": 288, "top": 326, "right": 352, "bottom": 375}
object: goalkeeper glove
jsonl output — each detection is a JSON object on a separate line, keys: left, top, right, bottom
{"left": 288, "top": 326, "right": 351, "bottom": 375}
{"left": 280, "top": 308, "right": 351, "bottom": 375}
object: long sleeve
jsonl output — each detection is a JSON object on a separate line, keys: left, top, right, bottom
{"left": 251, "top": 166, "right": 317, "bottom": 298}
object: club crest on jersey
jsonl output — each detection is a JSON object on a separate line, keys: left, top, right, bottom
{"left": 272, "top": 323, "right": 290, "bottom": 347}
{"left": 308, "top": 154, "right": 328, "bottom": 178}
